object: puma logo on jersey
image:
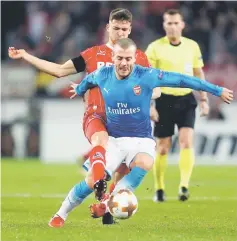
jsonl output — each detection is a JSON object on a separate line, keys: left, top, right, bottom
{"left": 158, "top": 71, "right": 163, "bottom": 79}
{"left": 97, "top": 50, "right": 106, "bottom": 55}
{"left": 103, "top": 88, "right": 110, "bottom": 94}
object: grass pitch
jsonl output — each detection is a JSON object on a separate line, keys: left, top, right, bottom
{"left": 1, "top": 159, "right": 237, "bottom": 241}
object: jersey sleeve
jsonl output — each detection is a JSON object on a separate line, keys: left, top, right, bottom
{"left": 146, "top": 68, "right": 223, "bottom": 97}
{"left": 193, "top": 42, "right": 204, "bottom": 68}
{"left": 136, "top": 50, "right": 151, "bottom": 67}
{"left": 75, "top": 68, "right": 102, "bottom": 96}
{"left": 145, "top": 43, "right": 157, "bottom": 68}
{"left": 80, "top": 46, "right": 95, "bottom": 63}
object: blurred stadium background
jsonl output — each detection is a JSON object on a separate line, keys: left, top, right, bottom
{"left": 1, "top": 2, "right": 237, "bottom": 241}
{"left": 1, "top": 1, "right": 237, "bottom": 163}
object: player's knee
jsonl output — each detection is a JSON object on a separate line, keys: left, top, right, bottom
{"left": 130, "top": 153, "right": 154, "bottom": 171}
{"left": 91, "top": 131, "right": 109, "bottom": 148}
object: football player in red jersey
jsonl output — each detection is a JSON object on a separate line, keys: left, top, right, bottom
{"left": 9, "top": 8, "right": 160, "bottom": 227}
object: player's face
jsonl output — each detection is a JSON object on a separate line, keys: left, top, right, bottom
{"left": 163, "top": 14, "right": 185, "bottom": 40}
{"left": 107, "top": 20, "right": 132, "bottom": 43}
{"left": 113, "top": 45, "right": 136, "bottom": 79}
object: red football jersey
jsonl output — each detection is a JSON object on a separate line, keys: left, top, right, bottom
{"left": 80, "top": 44, "right": 150, "bottom": 115}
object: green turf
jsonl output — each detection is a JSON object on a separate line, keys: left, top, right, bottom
{"left": 1, "top": 160, "right": 237, "bottom": 241}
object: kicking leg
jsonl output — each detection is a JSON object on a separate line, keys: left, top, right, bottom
{"left": 48, "top": 171, "right": 94, "bottom": 228}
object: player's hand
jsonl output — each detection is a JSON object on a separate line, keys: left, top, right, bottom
{"left": 69, "top": 82, "right": 79, "bottom": 99}
{"left": 151, "top": 87, "right": 161, "bottom": 99}
{"left": 220, "top": 88, "right": 233, "bottom": 104}
{"left": 8, "top": 47, "right": 26, "bottom": 59}
{"left": 150, "top": 106, "right": 159, "bottom": 122}
{"left": 199, "top": 100, "right": 209, "bottom": 117}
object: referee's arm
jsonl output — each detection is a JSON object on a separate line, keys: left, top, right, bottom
{"left": 193, "top": 67, "right": 208, "bottom": 102}
{"left": 193, "top": 42, "right": 208, "bottom": 102}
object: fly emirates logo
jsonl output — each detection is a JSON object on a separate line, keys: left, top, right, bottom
{"left": 107, "top": 102, "right": 140, "bottom": 115}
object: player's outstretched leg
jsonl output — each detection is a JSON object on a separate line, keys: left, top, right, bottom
{"left": 48, "top": 179, "right": 93, "bottom": 228}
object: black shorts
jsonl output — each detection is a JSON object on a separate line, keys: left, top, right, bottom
{"left": 154, "top": 93, "right": 197, "bottom": 138}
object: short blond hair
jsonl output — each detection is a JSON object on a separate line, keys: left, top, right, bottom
{"left": 114, "top": 38, "right": 137, "bottom": 50}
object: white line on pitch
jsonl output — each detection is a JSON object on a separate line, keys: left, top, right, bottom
{"left": 1, "top": 193, "right": 237, "bottom": 201}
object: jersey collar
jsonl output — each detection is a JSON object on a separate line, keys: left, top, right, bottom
{"left": 113, "top": 64, "right": 137, "bottom": 81}
{"left": 165, "top": 36, "right": 182, "bottom": 46}
{"left": 106, "top": 43, "right": 114, "bottom": 50}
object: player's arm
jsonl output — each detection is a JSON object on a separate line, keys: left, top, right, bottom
{"left": 151, "top": 88, "right": 161, "bottom": 99}
{"left": 193, "top": 42, "right": 209, "bottom": 101}
{"left": 69, "top": 69, "right": 101, "bottom": 99}
{"left": 193, "top": 67, "right": 210, "bottom": 116}
{"left": 8, "top": 47, "right": 86, "bottom": 78}
{"left": 193, "top": 68, "right": 208, "bottom": 100}
{"left": 148, "top": 69, "right": 233, "bottom": 103}
{"left": 193, "top": 42, "right": 210, "bottom": 115}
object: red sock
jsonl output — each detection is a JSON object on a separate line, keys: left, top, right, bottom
{"left": 109, "top": 182, "right": 115, "bottom": 194}
{"left": 90, "top": 145, "right": 106, "bottom": 184}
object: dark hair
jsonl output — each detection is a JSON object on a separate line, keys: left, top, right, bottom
{"left": 115, "top": 38, "right": 137, "bottom": 50}
{"left": 163, "top": 9, "right": 184, "bottom": 20}
{"left": 109, "top": 8, "right": 132, "bottom": 23}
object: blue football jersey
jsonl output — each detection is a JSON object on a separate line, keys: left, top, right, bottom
{"left": 75, "top": 65, "right": 223, "bottom": 138}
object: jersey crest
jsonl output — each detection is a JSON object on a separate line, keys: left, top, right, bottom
{"left": 133, "top": 85, "right": 141, "bottom": 95}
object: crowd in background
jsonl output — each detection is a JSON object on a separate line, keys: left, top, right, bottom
{"left": 2, "top": 1, "right": 237, "bottom": 115}
{"left": 1, "top": 1, "right": 237, "bottom": 158}
{"left": 2, "top": 1, "right": 237, "bottom": 63}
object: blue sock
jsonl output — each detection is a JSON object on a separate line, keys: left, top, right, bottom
{"left": 71, "top": 180, "right": 93, "bottom": 203}
{"left": 57, "top": 180, "right": 93, "bottom": 220}
{"left": 114, "top": 166, "right": 147, "bottom": 192}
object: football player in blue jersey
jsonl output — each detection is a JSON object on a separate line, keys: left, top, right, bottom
{"left": 48, "top": 38, "right": 233, "bottom": 227}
